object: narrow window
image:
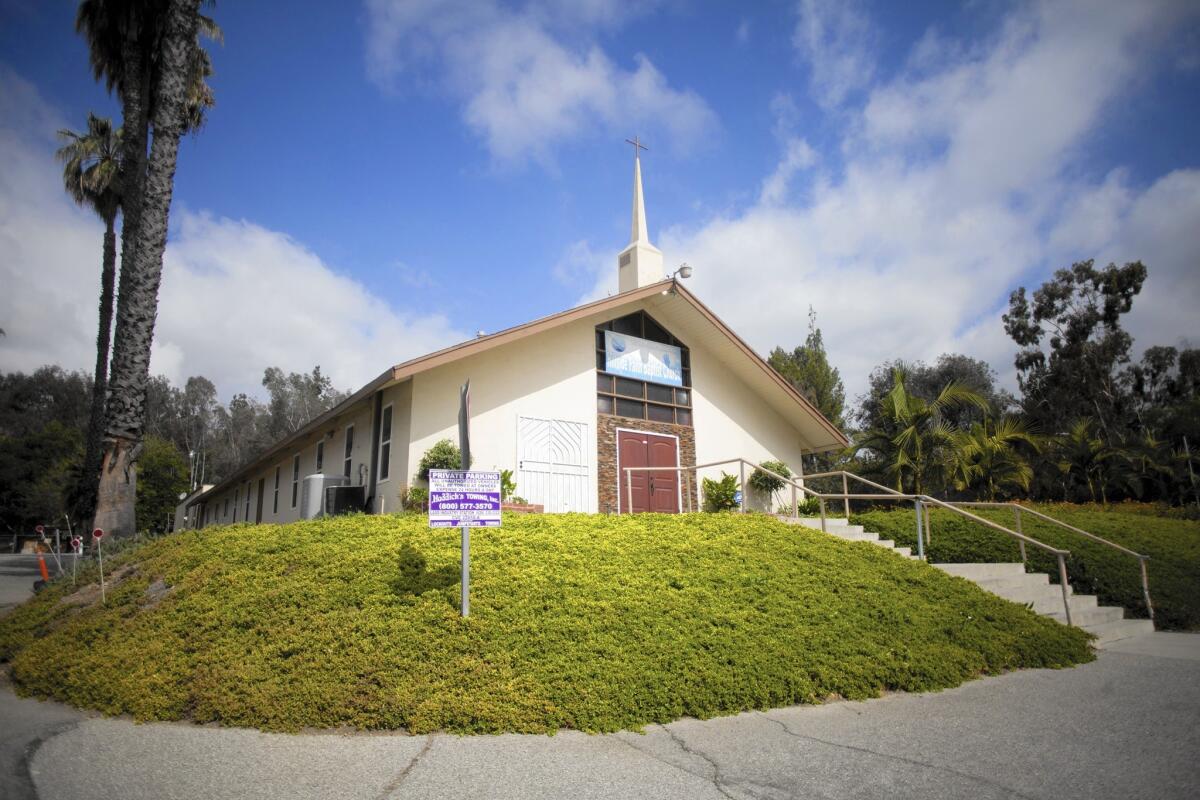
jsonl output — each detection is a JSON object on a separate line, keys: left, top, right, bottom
{"left": 224, "top": 497, "right": 229, "bottom": 519}
{"left": 291, "top": 454, "right": 300, "bottom": 507}
{"left": 378, "top": 404, "right": 393, "bottom": 482}
{"left": 233, "top": 488, "right": 239, "bottom": 522}
{"left": 343, "top": 425, "right": 355, "bottom": 479}
{"left": 273, "top": 466, "right": 280, "bottom": 514}
{"left": 244, "top": 482, "right": 251, "bottom": 520}
{"left": 315, "top": 440, "right": 325, "bottom": 473}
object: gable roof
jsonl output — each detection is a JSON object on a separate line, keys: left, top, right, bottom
{"left": 189, "top": 280, "right": 847, "bottom": 506}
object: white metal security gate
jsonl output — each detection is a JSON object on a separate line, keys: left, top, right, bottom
{"left": 517, "top": 416, "right": 589, "bottom": 513}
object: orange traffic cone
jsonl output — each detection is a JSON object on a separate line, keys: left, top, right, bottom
{"left": 37, "top": 551, "right": 50, "bottom": 582}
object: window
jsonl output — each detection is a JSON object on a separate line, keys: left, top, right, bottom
{"left": 315, "top": 440, "right": 324, "bottom": 473}
{"left": 233, "top": 488, "right": 239, "bottom": 522}
{"left": 273, "top": 466, "right": 280, "bottom": 514}
{"left": 223, "top": 497, "right": 229, "bottom": 519}
{"left": 291, "top": 454, "right": 300, "bottom": 507}
{"left": 343, "top": 425, "right": 354, "bottom": 479}
{"left": 596, "top": 311, "right": 692, "bottom": 425}
{"left": 378, "top": 405, "right": 393, "bottom": 481}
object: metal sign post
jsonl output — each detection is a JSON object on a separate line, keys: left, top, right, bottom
{"left": 459, "top": 380, "right": 471, "bottom": 618}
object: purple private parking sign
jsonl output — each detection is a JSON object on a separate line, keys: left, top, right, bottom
{"left": 428, "top": 470, "right": 502, "bottom": 528}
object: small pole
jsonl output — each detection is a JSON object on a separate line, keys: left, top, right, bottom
{"left": 1014, "top": 507, "right": 1027, "bottom": 567}
{"left": 818, "top": 498, "right": 827, "bottom": 532}
{"left": 739, "top": 461, "right": 746, "bottom": 513}
{"left": 914, "top": 500, "right": 925, "bottom": 561}
{"left": 922, "top": 503, "right": 932, "bottom": 549}
{"left": 1140, "top": 556, "right": 1155, "bottom": 623}
{"left": 1056, "top": 553, "right": 1072, "bottom": 625}
{"left": 790, "top": 483, "right": 797, "bottom": 519}
{"left": 459, "top": 380, "right": 471, "bottom": 618}
{"left": 93, "top": 529, "right": 106, "bottom": 604}
{"left": 842, "top": 473, "right": 850, "bottom": 520}
{"left": 684, "top": 470, "right": 692, "bottom": 513}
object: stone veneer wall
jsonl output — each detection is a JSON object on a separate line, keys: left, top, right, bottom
{"left": 597, "top": 414, "right": 698, "bottom": 514}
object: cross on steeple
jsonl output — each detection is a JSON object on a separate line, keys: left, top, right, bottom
{"left": 625, "top": 135, "right": 648, "bottom": 160}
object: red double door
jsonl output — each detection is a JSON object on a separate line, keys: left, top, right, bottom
{"left": 618, "top": 430, "right": 680, "bottom": 514}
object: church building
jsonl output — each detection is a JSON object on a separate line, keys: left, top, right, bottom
{"left": 185, "top": 150, "right": 846, "bottom": 526}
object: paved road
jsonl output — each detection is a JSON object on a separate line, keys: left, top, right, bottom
{"left": 1, "top": 633, "right": 1197, "bottom": 800}
{"left": 0, "top": 555, "right": 52, "bottom": 614}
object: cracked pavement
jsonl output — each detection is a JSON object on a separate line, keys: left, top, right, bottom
{"left": 2, "top": 633, "right": 1198, "bottom": 799}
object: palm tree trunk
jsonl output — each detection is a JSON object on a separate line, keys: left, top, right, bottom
{"left": 95, "top": 0, "right": 200, "bottom": 538}
{"left": 81, "top": 215, "right": 118, "bottom": 518}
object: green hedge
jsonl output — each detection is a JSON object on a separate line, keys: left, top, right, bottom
{"left": 0, "top": 513, "right": 1091, "bottom": 734}
{"left": 854, "top": 505, "right": 1200, "bottom": 631}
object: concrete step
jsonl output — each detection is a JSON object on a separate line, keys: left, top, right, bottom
{"left": 972, "top": 572, "right": 1050, "bottom": 592}
{"left": 829, "top": 530, "right": 879, "bottom": 542}
{"left": 1029, "top": 592, "right": 1095, "bottom": 614}
{"left": 893, "top": 546, "right": 912, "bottom": 557}
{"left": 988, "top": 584, "right": 1078, "bottom": 606}
{"left": 934, "top": 562, "right": 1026, "bottom": 581}
{"left": 1045, "top": 604, "right": 1126, "bottom": 627}
{"left": 868, "top": 539, "right": 895, "bottom": 549}
{"left": 1083, "top": 618, "right": 1156, "bottom": 646}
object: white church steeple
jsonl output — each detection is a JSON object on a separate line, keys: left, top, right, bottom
{"left": 618, "top": 137, "right": 664, "bottom": 292}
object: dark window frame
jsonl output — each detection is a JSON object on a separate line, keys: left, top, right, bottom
{"left": 595, "top": 311, "right": 693, "bottom": 426}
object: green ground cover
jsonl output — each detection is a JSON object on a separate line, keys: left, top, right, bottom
{"left": 854, "top": 505, "right": 1200, "bottom": 631}
{"left": 0, "top": 513, "right": 1092, "bottom": 734}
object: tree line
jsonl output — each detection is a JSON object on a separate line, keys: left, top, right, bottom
{"left": 770, "top": 260, "right": 1199, "bottom": 508}
{"left": 0, "top": 365, "right": 348, "bottom": 538}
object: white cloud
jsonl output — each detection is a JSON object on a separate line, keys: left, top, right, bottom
{"left": 363, "top": 0, "right": 717, "bottom": 166}
{"left": 647, "top": 0, "right": 1200, "bottom": 405}
{"left": 0, "top": 68, "right": 468, "bottom": 400}
{"left": 793, "top": 0, "right": 878, "bottom": 108}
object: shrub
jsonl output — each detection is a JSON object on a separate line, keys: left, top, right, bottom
{"left": 0, "top": 514, "right": 1092, "bottom": 735}
{"left": 702, "top": 473, "right": 740, "bottom": 512}
{"left": 854, "top": 504, "right": 1200, "bottom": 630}
{"left": 400, "top": 486, "right": 428, "bottom": 512}
{"left": 749, "top": 460, "right": 791, "bottom": 495}
{"left": 416, "top": 440, "right": 465, "bottom": 482}
{"left": 500, "top": 469, "right": 516, "bottom": 502}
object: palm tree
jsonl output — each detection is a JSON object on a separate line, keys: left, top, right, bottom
{"left": 93, "top": 0, "right": 204, "bottom": 536}
{"left": 57, "top": 113, "right": 123, "bottom": 517}
{"left": 1054, "top": 419, "right": 1136, "bottom": 504}
{"left": 949, "top": 416, "right": 1041, "bottom": 501}
{"left": 851, "top": 369, "right": 989, "bottom": 495}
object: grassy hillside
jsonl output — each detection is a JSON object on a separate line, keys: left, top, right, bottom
{"left": 855, "top": 505, "right": 1200, "bottom": 631}
{"left": 0, "top": 513, "right": 1091, "bottom": 734}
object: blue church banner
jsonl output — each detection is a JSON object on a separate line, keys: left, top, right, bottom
{"left": 604, "top": 331, "right": 683, "bottom": 387}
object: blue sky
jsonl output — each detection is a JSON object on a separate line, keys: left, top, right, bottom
{"left": 1, "top": 0, "right": 1198, "bottom": 405}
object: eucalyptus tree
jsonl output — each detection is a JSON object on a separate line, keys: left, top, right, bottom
{"left": 949, "top": 417, "right": 1041, "bottom": 501}
{"left": 851, "top": 369, "right": 988, "bottom": 495}
{"left": 56, "top": 113, "right": 123, "bottom": 514}
{"left": 91, "top": 0, "right": 206, "bottom": 536}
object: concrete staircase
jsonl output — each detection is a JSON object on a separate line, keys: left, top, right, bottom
{"left": 781, "top": 516, "right": 920, "bottom": 559}
{"left": 780, "top": 516, "right": 1154, "bottom": 647}
{"left": 933, "top": 562, "right": 1154, "bottom": 647}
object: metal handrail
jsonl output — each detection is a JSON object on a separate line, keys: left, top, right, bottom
{"left": 949, "top": 501, "right": 1154, "bottom": 621}
{"left": 620, "top": 460, "right": 1080, "bottom": 625}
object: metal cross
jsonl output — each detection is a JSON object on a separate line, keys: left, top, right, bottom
{"left": 625, "top": 135, "right": 648, "bottom": 159}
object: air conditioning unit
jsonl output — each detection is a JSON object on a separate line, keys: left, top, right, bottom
{"left": 326, "top": 485, "right": 366, "bottom": 516}
{"left": 301, "top": 474, "right": 348, "bottom": 519}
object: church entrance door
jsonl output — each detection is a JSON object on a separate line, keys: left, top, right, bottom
{"left": 617, "top": 429, "right": 680, "bottom": 514}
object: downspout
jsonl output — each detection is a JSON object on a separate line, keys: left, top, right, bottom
{"left": 367, "top": 390, "right": 383, "bottom": 513}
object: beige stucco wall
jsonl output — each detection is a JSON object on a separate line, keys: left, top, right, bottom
{"left": 404, "top": 319, "right": 599, "bottom": 512}
{"left": 689, "top": 338, "right": 807, "bottom": 513}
